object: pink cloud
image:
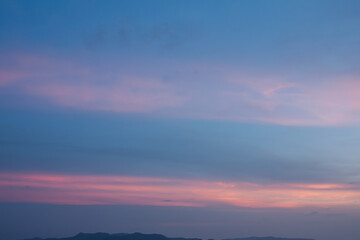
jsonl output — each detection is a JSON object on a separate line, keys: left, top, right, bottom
{"left": 0, "top": 53, "right": 185, "bottom": 112}
{"left": 263, "top": 82, "right": 297, "bottom": 96}
{"left": 0, "top": 53, "right": 92, "bottom": 88}
{"left": 3, "top": 53, "right": 360, "bottom": 126}
{"left": 0, "top": 70, "right": 32, "bottom": 87}
{"left": 27, "top": 79, "right": 185, "bottom": 112}
{"left": 222, "top": 72, "right": 360, "bottom": 126}
{"left": 1, "top": 172, "right": 360, "bottom": 208}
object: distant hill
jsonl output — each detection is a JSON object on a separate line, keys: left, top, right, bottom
{"left": 224, "top": 237, "right": 314, "bottom": 240}
{"left": 23, "top": 232, "right": 201, "bottom": 240}
{"left": 23, "top": 232, "right": 314, "bottom": 240}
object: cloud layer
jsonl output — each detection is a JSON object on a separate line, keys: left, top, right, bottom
{"left": 2, "top": 172, "right": 360, "bottom": 208}
{"left": 1, "top": 53, "right": 360, "bottom": 126}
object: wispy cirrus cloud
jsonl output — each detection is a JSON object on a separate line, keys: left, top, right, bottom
{"left": 2, "top": 53, "right": 360, "bottom": 126}
{"left": 213, "top": 73, "right": 360, "bottom": 126}
{"left": 27, "top": 80, "right": 184, "bottom": 113}
{"left": 1, "top": 172, "right": 360, "bottom": 208}
{"left": 0, "top": 53, "right": 186, "bottom": 112}
{"left": 0, "top": 70, "right": 32, "bottom": 87}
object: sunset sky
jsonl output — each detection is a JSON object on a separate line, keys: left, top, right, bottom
{"left": 1, "top": 1, "right": 360, "bottom": 240}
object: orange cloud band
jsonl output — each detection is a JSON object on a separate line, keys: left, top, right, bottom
{"left": 0, "top": 172, "right": 359, "bottom": 208}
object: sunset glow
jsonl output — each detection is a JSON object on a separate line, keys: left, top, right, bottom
{"left": 1, "top": 172, "right": 359, "bottom": 208}
{"left": 2, "top": 1, "right": 360, "bottom": 240}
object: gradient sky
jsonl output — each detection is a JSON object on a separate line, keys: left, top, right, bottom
{"left": 1, "top": 1, "right": 360, "bottom": 240}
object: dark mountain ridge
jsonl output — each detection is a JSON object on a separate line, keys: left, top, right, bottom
{"left": 23, "top": 232, "right": 201, "bottom": 240}
{"left": 224, "top": 237, "right": 314, "bottom": 240}
{"left": 23, "top": 232, "right": 314, "bottom": 240}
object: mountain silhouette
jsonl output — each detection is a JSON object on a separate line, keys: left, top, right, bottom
{"left": 23, "top": 232, "right": 314, "bottom": 240}
{"left": 224, "top": 237, "right": 314, "bottom": 240}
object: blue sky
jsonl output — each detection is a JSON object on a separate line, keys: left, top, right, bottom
{"left": 1, "top": 1, "right": 360, "bottom": 240}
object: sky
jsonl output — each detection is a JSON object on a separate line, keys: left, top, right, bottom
{"left": 1, "top": 1, "right": 360, "bottom": 240}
